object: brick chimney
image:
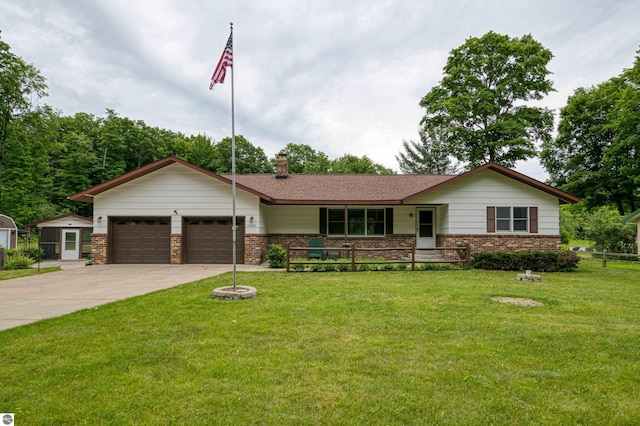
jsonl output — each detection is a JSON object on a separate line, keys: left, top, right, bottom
{"left": 275, "top": 153, "right": 288, "bottom": 179}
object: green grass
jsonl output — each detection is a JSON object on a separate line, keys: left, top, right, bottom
{"left": 0, "top": 266, "right": 59, "bottom": 280}
{"left": 1, "top": 262, "right": 639, "bottom": 425}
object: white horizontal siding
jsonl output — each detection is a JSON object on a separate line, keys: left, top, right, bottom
{"left": 266, "top": 205, "right": 420, "bottom": 236}
{"left": 408, "top": 170, "right": 560, "bottom": 235}
{"left": 394, "top": 206, "right": 415, "bottom": 234}
{"left": 265, "top": 205, "right": 319, "bottom": 234}
{"left": 93, "top": 163, "right": 262, "bottom": 234}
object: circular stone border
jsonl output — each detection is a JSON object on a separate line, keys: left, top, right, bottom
{"left": 213, "top": 285, "right": 257, "bottom": 300}
{"left": 491, "top": 296, "right": 543, "bottom": 307}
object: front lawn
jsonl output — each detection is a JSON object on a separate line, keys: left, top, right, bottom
{"left": 0, "top": 266, "right": 59, "bottom": 281}
{"left": 1, "top": 262, "right": 639, "bottom": 424}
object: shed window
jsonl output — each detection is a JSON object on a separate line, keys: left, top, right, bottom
{"left": 82, "top": 228, "right": 92, "bottom": 258}
{"left": 40, "top": 227, "right": 61, "bottom": 259}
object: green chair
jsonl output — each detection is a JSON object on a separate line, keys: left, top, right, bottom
{"left": 308, "top": 238, "right": 324, "bottom": 260}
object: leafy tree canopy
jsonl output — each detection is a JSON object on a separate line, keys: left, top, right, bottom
{"left": 0, "top": 31, "right": 48, "bottom": 213}
{"left": 270, "top": 143, "right": 331, "bottom": 174}
{"left": 541, "top": 50, "right": 640, "bottom": 215}
{"left": 329, "top": 154, "right": 393, "bottom": 174}
{"left": 213, "top": 135, "right": 272, "bottom": 174}
{"left": 419, "top": 31, "right": 555, "bottom": 169}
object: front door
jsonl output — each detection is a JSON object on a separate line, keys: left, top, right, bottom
{"left": 416, "top": 208, "right": 436, "bottom": 248}
{"left": 61, "top": 229, "right": 80, "bottom": 260}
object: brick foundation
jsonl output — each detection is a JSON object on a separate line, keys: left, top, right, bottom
{"left": 170, "top": 234, "right": 182, "bottom": 264}
{"left": 437, "top": 234, "right": 562, "bottom": 261}
{"left": 91, "top": 233, "right": 108, "bottom": 265}
{"left": 269, "top": 234, "right": 416, "bottom": 260}
{"left": 91, "top": 232, "right": 560, "bottom": 265}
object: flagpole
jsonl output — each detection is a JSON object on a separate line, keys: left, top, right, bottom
{"left": 230, "top": 22, "right": 237, "bottom": 292}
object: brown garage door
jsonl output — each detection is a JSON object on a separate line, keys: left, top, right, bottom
{"left": 111, "top": 218, "right": 170, "bottom": 264}
{"left": 185, "top": 217, "right": 244, "bottom": 264}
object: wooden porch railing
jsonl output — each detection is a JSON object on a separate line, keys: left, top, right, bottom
{"left": 286, "top": 243, "right": 471, "bottom": 272}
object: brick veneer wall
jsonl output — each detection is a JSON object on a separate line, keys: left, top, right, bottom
{"left": 91, "top": 233, "right": 108, "bottom": 265}
{"left": 437, "top": 234, "right": 562, "bottom": 261}
{"left": 170, "top": 234, "right": 182, "bottom": 264}
{"left": 245, "top": 234, "right": 270, "bottom": 265}
{"left": 268, "top": 234, "right": 416, "bottom": 260}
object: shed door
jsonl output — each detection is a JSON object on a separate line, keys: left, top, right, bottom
{"left": 0, "top": 230, "right": 9, "bottom": 249}
{"left": 185, "top": 217, "right": 244, "bottom": 264}
{"left": 61, "top": 230, "right": 80, "bottom": 260}
{"left": 112, "top": 218, "right": 170, "bottom": 264}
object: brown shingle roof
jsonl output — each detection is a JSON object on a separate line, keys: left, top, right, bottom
{"left": 69, "top": 156, "right": 580, "bottom": 205}
{"left": 228, "top": 174, "right": 455, "bottom": 204}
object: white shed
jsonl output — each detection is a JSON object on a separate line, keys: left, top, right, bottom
{"left": 0, "top": 214, "right": 18, "bottom": 249}
{"left": 25, "top": 214, "right": 93, "bottom": 260}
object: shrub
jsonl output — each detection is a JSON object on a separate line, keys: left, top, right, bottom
{"left": 357, "top": 264, "right": 371, "bottom": 272}
{"left": 267, "top": 244, "right": 286, "bottom": 268}
{"left": 310, "top": 262, "right": 338, "bottom": 272}
{"left": 22, "top": 247, "right": 44, "bottom": 261}
{"left": 472, "top": 251, "right": 580, "bottom": 272}
{"left": 378, "top": 263, "right": 396, "bottom": 271}
{"left": 554, "top": 251, "right": 581, "bottom": 272}
{"left": 4, "top": 249, "right": 19, "bottom": 258}
{"left": 4, "top": 253, "right": 35, "bottom": 270}
{"left": 337, "top": 263, "right": 351, "bottom": 272}
{"left": 583, "top": 207, "right": 637, "bottom": 253}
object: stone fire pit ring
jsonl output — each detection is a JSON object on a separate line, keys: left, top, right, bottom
{"left": 213, "top": 285, "right": 257, "bottom": 300}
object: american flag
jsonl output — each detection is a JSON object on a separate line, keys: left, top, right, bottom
{"left": 209, "top": 32, "right": 233, "bottom": 90}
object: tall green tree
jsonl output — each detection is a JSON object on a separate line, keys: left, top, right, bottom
{"left": 420, "top": 31, "right": 554, "bottom": 169}
{"left": 541, "top": 51, "right": 640, "bottom": 215}
{"left": 0, "top": 32, "right": 48, "bottom": 212}
{"left": 2, "top": 107, "right": 58, "bottom": 225}
{"left": 271, "top": 143, "right": 331, "bottom": 173}
{"left": 329, "top": 154, "right": 393, "bottom": 174}
{"left": 396, "top": 129, "right": 459, "bottom": 174}
{"left": 186, "top": 134, "right": 216, "bottom": 170}
{"left": 212, "top": 135, "right": 271, "bottom": 174}
{"left": 51, "top": 131, "right": 98, "bottom": 217}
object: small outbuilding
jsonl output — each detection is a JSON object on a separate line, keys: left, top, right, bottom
{"left": 0, "top": 214, "right": 18, "bottom": 249}
{"left": 622, "top": 208, "right": 640, "bottom": 255}
{"left": 25, "top": 214, "right": 93, "bottom": 260}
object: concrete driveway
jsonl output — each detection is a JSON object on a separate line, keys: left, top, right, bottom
{"left": 0, "top": 262, "right": 268, "bottom": 331}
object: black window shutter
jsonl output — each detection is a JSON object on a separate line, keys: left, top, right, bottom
{"left": 487, "top": 206, "right": 496, "bottom": 233}
{"left": 319, "top": 208, "right": 327, "bottom": 235}
{"left": 386, "top": 208, "right": 394, "bottom": 235}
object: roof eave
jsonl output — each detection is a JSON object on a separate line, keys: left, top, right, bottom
{"left": 69, "top": 155, "right": 275, "bottom": 204}
{"left": 622, "top": 208, "right": 640, "bottom": 223}
{"left": 268, "top": 199, "right": 403, "bottom": 205}
{"left": 402, "top": 162, "right": 581, "bottom": 204}
{"left": 24, "top": 213, "right": 93, "bottom": 227}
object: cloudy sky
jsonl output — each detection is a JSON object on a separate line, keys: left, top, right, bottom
{"left": 1, "top": 0, "right": 639, "bottom": 180}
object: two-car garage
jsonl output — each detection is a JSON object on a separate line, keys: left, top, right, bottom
{"left": 110, "top": 217, "right": 244, "bottom": 264}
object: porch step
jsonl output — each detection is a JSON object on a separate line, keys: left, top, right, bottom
{"left": 404, "top": 251, "right": 444, "bottom": 262}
